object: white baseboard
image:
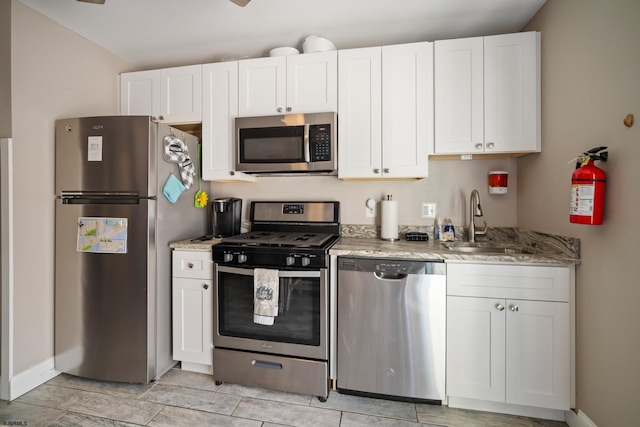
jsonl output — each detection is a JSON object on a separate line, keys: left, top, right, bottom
{"left": 8, "top": 357, "right": 60, "bottom": 400}
{"left": 447, "top": 396, "right": 566, "bottom": 421}
{"left": 179, "top": 361, "right": 213, "bottom": 375}
{"left": 566, "top": 409, "right": 598, "bottom": 427}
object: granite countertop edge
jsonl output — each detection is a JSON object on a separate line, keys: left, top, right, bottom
{"left": 329, "top": 237, "right": 578, "bottom": 265}
{"left": 169, "top": 227, "right": 580, "bottom": 265}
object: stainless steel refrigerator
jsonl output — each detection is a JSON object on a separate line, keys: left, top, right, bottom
{"left": 54, "top": 116, "right": 206, "bottom": 383}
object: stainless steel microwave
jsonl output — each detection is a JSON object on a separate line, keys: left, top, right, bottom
{"left": 235, "top": 112, "right": 337, "bottom": 175}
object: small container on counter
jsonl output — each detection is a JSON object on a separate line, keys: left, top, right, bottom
{"left": 441, "top": 218, "right": 456, "bottom": 242}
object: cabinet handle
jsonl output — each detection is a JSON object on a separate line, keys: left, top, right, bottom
{"left": 229, "top": 171, "right": 235, "bottom": 176}
{"left": 496, "top": 303, "right": 505, "bottom": 311}
{"left": 383, "top": 168, "right": 390, "bottom": 174}
{"left": 286, "top": 107, "right": 292, "bottom": 112}
{"left": 475, "top": 143, "right": 483, "bottom": 150}
{"left": 187, "top": 262, "right": 194, "bottom": 269}
{"left": 486, "top": 142, "right": 495, "bottom": 149}
{"left": 203, "top": 283, "right": 209, "bottom": 290}
{"left": 510, "top": 305, "right": 519, "bottom": 312}
{"left": 158, "top": 115, "right": 165, "bottom": 121}
{"left": 277, "top": 107, "right": 283, "bottom": 113}
{"left": 373, "top": 168, "right": 380, "bottom": 174}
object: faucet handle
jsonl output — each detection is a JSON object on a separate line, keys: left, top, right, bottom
{"left": 476, "top": 220, "right": 488, "bottom": 236}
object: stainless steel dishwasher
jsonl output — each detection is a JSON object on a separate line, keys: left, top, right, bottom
{"left": 337, "top": 257, "right": 446, "bottom": 403}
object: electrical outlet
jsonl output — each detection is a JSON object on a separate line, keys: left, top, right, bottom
{"left": 421, "top": 202, "right": 437, "bottom": 218}
{"left": 366, "top": 198, "right": 376, "bottom": 218}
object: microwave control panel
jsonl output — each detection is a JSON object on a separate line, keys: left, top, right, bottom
{"left": 309, "top": 124, "right": 332, "bottom": 162}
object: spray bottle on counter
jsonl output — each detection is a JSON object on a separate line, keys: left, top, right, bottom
{"left": 434, "top": 217, "right": 443, "bottom": 240}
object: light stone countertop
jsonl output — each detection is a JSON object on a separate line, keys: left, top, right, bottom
{"left": 329, "top": 237, "right": 578, "bottom": 265}
{"left": 169, "top": 227, "right": 580, "bottom": 265}
{"left": 169, "top": 237, "right": 222, "bottom": 251}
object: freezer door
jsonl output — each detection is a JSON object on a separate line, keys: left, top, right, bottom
{"left": 54, "top": 199, "right": 156, "bottom": 383}
{"left": 55, "top": 116, "right": 153, "bottom": 195}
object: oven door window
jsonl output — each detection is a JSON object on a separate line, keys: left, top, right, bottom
{"left": 217, "top": 268, "right": 321, "bottom": 346}
{"left": 239, "top": 126, "right": 305, "bottom": 163}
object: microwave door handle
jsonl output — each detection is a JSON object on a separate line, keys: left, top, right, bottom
{"left": 304, "top": 124, "right": 311, "bottom": 163}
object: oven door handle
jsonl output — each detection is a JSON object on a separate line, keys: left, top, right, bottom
{"left": 216, "top": 265, "right": 321, "bottom": 278}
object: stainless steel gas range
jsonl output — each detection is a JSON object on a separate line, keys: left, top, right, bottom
{"left": 211, "top": 201, "right": 340, "bottom": 401}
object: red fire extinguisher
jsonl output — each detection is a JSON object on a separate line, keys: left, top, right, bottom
{"left": 570, "top": 146, "right": 608, "bottom": 225}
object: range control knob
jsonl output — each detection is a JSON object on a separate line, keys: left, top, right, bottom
{"left": 301, "top": 257, "right": 311, "bottom": 267}
{"left": 237, "top": 254, "right": 248, "bottom": 263}
{"left": 223, "top": 253, "right": 233, "bottom": 262}
{"left": 286, "top": 256, "right": 296, "bottom": 266}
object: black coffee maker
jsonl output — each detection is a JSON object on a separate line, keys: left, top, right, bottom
{"left": 212, "top": 198, "right": 242, "bottom": 237}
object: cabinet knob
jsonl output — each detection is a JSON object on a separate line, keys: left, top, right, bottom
{"left": 383, "top": 168, "right": 390, "bottom": 174}
{"left": 187, "top": 262, "right": 194, "bottom": 269}
{"left": 475, "top": 143, "right": 483, "bottom": 150}
{"left": 510, "top": 305, "right": 519, "bottom": 312}
{"left": 158, "top": 115, "right": 165, "bottom": 121}
{"left": 203, "top": 283, "right": 209, "bottom": 290}
{"left": 496, "top": 303, "right": 505, "bottom": 311}
{"left": 277, "top": 107, "right": 284, "bottom": 113}
{"left": 286, "top": 107, "right": 292, "bottom": 112}
{"left": 229, "top": 171, "right": 235, "bottom": 176}
{"left": 486, "top": 142, "right": 495, "bottom": 149}
{"left": 373, "top": 168, "right": 380, "bottom": 174}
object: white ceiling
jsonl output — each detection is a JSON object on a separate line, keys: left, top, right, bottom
{"left": 18, "top": 0, "right": 546, "bottom": 69}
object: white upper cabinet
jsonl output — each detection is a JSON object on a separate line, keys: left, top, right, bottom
{"left": 338, "top": 42, "right": 432, "bottom": 179}
{"left": 119, "top": 69, "right": 160, "bottom": 118}
{"left": 238, "top": 51, "right": 337, "bottom": 117}
{"left": 201, "top": 62, "right": 255, "bottom": 182}
{"left": 337, "top": 47, "right": 382, "bottom": 179}
{"left": 434, "top": 32, "right": 540, "bottom": 155}
{"left": 120, "top": 65, "right": 202, "bottom": 124}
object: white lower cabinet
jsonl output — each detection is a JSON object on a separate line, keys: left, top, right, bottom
{"left": 446, "top": 262, "right": 574, "bottom": 417}
{"left": 172, "top": 249, "right": 213, "bottom": 374}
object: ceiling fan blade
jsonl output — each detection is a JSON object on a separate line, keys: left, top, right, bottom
{"left": 77, "top": 0, "right": 106, "bottom": 4}
{"left": 229, "top": 0, "right": 251, "bottom": 7}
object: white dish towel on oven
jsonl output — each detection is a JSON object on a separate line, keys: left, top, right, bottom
{"left": 253, "top": 268, "right": 280, "bottom": 325}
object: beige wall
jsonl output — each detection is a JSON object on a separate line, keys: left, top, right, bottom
{"left": 10, "top": 0, "right": 133, "bottom": 374}
{"left": 211, "top": 158, "right": 519, "bottom": 230}
{"left": 0, "top": 0, "right": 10, "bottom": 137}
{"left": 522, "top": 1, "right": 640, "bottom": 426}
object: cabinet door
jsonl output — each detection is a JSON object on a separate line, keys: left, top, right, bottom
{"left": 484, "top": 32, "right": 540, "bottom": 153}
{"left": 337, "top": 47, "right": 383, "bottom": 179}
{"left": 381, "top": 42, "right": 432, "bottom": 178}
{"left": 201, "top": 62, "right": 255, "bottom": 182}
{"left": 238, "top": 56, "right": 286, "bottom": 117}
{"left": 447, "top": 296, "right": 506, "bottom": 402}
{"left": 506, "top": 299, "right": 570, "bottom": 409}
{"left": 120, "top": 69, "right": 161, "bottom": 117}
{"left": 159, "top": 65, "right": 202, "bottom": 123}
{"left": 286, "top": 51, "right": 337, "bottom": 114}
{"left": 434, "top": 37, "right": 484, "bottom": 154}
{"left": 172, "top": 277, "right": 213, "bottom": 365}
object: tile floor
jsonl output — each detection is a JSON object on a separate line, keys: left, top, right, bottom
{"left": 0, "top": 368, "right": 568, "bottom": 427}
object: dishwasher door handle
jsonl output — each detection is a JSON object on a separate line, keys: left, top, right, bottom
{"left": 374, "top": 272, "right": 408, "bottom": 281}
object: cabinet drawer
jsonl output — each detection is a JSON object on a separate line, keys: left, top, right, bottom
{"left": 172, "top": 250, "right": 212, "bottom": 279}
{"left": 447, "top": 263, "right": 571, "bottom": 302}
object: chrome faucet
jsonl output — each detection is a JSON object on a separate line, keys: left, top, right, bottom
{"left": 468, "top": 189, "right": 488, "bottom": 243}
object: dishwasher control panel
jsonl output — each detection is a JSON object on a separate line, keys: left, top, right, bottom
{"left": 338, "top": 257, "right": 445, "bottom": 275}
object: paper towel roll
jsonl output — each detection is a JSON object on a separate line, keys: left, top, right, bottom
{"left": 381, "top": 200, "right": 398, "bottom": 241}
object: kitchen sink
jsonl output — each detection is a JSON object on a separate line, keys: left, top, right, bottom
{"left": 442, "top": 242, "right": 531, "bottom": 254}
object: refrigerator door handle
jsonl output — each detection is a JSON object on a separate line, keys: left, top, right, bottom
{"left": 58, "top": 192, "right": 156, "bottom": 204}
